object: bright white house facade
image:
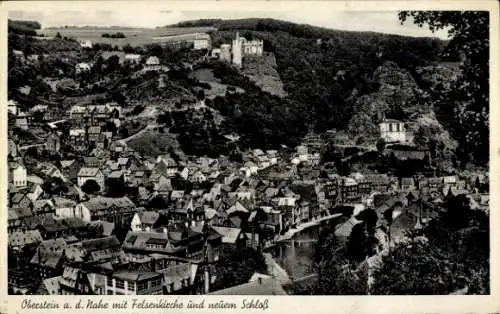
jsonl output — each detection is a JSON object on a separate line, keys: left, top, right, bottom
{"left": 379, "top": 119, "right": 406, "bottom": 143}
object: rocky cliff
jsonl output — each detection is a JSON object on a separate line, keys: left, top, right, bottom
{"left": 346, "top": 61, "right": 458, "bottom": 157}
{"left": 242, "top": 53, "right": 287, "bottom": 98}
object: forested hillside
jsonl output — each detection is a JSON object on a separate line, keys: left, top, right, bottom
{"left": 173, "top": 17, "right": 487, "bottom": 169}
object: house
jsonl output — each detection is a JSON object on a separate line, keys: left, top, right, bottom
{"left": 32, "top": 199, "right": 56, "bottom": 219}
{"left": 227, "top": 200, "right": 250, "bottom": 215}
{"left": 442, "top": 176, "right": 457, "bottom": 188}
{"left": 338, "top": 177, "right": 360, "bottom": 204}
{"left": 69, "top": 129, "right": 88, "bottom": 153}
{"left": 209, "top": 277, "right": 287, "bottom": 295}
{"left": 83, "top": 156, "right": 101, "bottom": 168}
{"left": 145, "top": 56, "right": 161, "bottom": 71}
{"left": 86, "top": 126, "right": 101, "bottom": 143}
{"left": 77, "top": 167, "right": 105, "bottom": 191}
{"left": 46, "top": 133, "right": 61, "bottom": 153}
{"left": 428, "top": 177, "right": 443, "bottom": 191}
{"left": 57, "top": 266, "right": 95, "bottom": 295}
{"left": 123, "top": 227, "right": 221, "bottom": 262}
{"left": 391, "top": 150, "right": 426, "bottom": 161}
{"left": 155, "top": 175, "right": 173, "bottom": 194}
{"left": 131, "top": 211, "right": 169, "bottom": 232}
{"left": 15, "top": 115, "right": 29, "bottom": 130}
{"left": 191, "top": 171, "right": 207, "bottom": 183}
{"left": 364, "top": 174, "right": 390, "bottom": 193}
{"left": 240, "top": 161, "right": 259, "bottom": 177}
{"left": 37, "top": 163, "right": 66, "bottom": 182}
{"left": 8, "top": 139, "right": 18, "bottom": 158}
{"left": 210, "top": 226, "right": 245, "bottom": 246}
{"left": 36, "top": 276, "right": 62, "bottom": 295}
{"left": 356, "top": 178, "right": 372, "bottom": 196}
{"left": 64, "top": 236, "right": 123, "bottom": 266}
{"left": 193, "top": 34, "right": 211, "bottom": 50}
{"left": 69, "top": 105, "right": 88, "bottom": 120}
{"left": 75, "top": 62, "right": 91, "bottom": 74}
{"left": 79, "top": 40, "right": 93, "bottom": 48}
{"left": 9, "top": 230, "right": 44, "bottom": 267}
{"left": 211, "top": 48, "right": 221, "bottom": 58}
{"left": 53, "top": 197, "right": 77, "bottom": 219}
{"left": 8, "top": 207, "right": 33, "bottom": 232}
{"left": 101, "top": 270, "right": 163, "bottom": 295}
{"left": 27, "top": 183, "right": 44, "bottom": 202}
{"left": 401, "top": 177, "right": 416, "bottom": 192}
{"left": 125, "top": 54, "right": 142, "bottom": 64}
{"left": 10, "top": 192, "right": 32, "bottom": 210}
{"left": 9, "top": 162, "right": 27, "bottom": 189}
{"left": 161, "top": 262, "right": 199, "bottom": 294}
{"left": 8, "top": 99, "right": 18, "bottom": 115}
{"left": 60, "top": 160, "right": 82, "bottom": 183}
{"left": 75, "top": 196, "right": 137, "bottom": 223}
{"left": 30, "top": 238, "right": 68, "bottom": 279}
{"left": 379, "top": 119, "right": 406, "bottom": 143}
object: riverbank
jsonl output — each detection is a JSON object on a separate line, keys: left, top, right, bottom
{"left": 262, "top": 213, "right": 343, "bottom": 251}
{"left": 278, "top": 213, "right": 343, "bottom": 242}
{"left": 263, "top": 252, "right": 292, "bottom": 286}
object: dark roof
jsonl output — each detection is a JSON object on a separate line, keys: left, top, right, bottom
{"left": 112, "top": 270, "right": 162, "bottom": 282}
{"left": 146, "top": 238, "right": 169, "bottom": 245}
{"left": 209, "top": 277, "right": 287, "bottom": 295}
{"left": 80, "top": 236, "right": 120, "bottom": 252}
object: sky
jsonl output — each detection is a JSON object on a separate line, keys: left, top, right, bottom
{"left": 8, "top": 5, "right": 451, "bottom": 39}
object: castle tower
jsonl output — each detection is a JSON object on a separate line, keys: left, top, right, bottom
{"left": 231, "top": 31, "right": 243, "bottom": 68}
{"left": 220, "top": 44, "right": 232, "bottom": 62}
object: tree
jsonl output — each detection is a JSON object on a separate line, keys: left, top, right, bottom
{"left": 106, "top": 55, "right": 121, "bottom": 73}
{"left": 42, "top": 177, "right": 68, "bottom": 195}
{"left": 399, "top": 11, "right": 489, "bottom": 166}
{"left": 302, "top": 223, "right": 368, "bottom": 295}
{"left": 376, "top": 137, "right": 386, "bottom": 154}
{"left": 81, "top": 179, "right": 100, "bottom": 194}
{"left": 197, "top": 89, "right": 205, "bottom": 100}
{"left": 371, "top": 193, "right": 489, "bottom": 295}
{"left": 312, "top": 259, "right": 368, "bottom": 295}
{"left": 25, "top": 146, "right": 39, "bottom": 159}
{"left": 212, "top": 246, "right": 268, "bottom": 291}
{"left": 105, "top": 177, "right": 126, "bottom": 197}
{"left": 149, "top": 44, "right": 163, "bottom": 58}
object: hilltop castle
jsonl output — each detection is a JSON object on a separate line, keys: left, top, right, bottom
{"left": 215, "top": 32, "right": 264, "bottom": 68}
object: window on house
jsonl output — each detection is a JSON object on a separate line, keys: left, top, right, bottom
{"left": 107, "top": 290, "right": 113, "bottom": 295}
{"left": 106, "top": 277, "right": 113, "bottom": 287}
{"left": 115, "top": 279, "right": 125, "bottom": 289}
{"left": 389, "top": 123, "right": 393, "bottom": 132}
{"left": 137, "top": 282, "right": 148, "bottom": 291}
{"left": 151, "top": 279, "right": 162, "bottom": 287}
{"left": 127, "top": 281, "right": 135, "bottom": 291}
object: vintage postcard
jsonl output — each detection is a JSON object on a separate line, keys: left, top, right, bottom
{"left": 1, "top": 0, "right": 499, "bottom": 313}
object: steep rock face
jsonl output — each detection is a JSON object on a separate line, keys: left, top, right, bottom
{"left": 415, "top": 62, "right": 461, "bottom": 89}
{"left": 242, "top": 53, "right": 287, "bottom": 97}
{"left": 346, "top": 61, "right": 458, "bottom": 156}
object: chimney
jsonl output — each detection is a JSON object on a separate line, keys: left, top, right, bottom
{"left": 162, "top": 227, "right": 168, "bottom": 234}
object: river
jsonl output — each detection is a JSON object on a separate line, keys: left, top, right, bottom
{"left": 265, "top": 226, "right": 321, "bottom": 280}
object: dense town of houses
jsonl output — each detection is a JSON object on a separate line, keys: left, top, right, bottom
{"left": 7, "top": 31, "right": 489, "bottom": 296}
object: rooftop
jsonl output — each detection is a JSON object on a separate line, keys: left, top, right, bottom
{"left": 209, "top": 277, "right": 287, "bottom": 295}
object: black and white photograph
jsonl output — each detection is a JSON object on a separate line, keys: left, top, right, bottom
{"left": 4, "top": 1, "right": 494, "bottom": 300}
